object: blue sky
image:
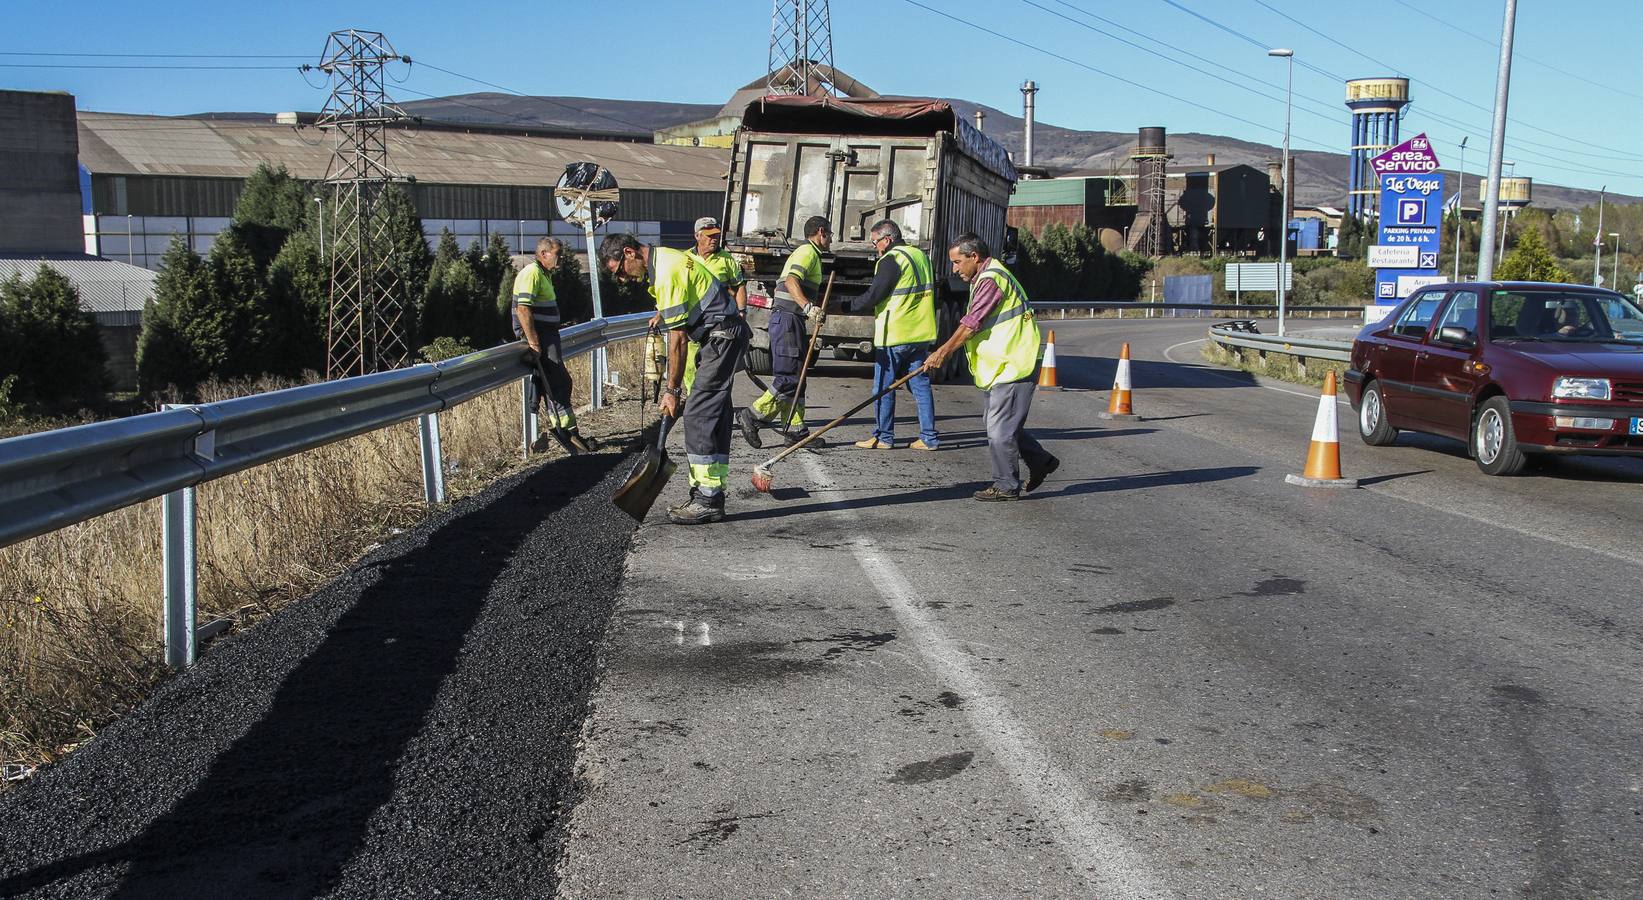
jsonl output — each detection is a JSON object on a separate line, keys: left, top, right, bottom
{"left": 6, "top": 0, "right": 1639, "bottom": 195}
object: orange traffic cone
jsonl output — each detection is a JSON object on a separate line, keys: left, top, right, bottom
{"left": 1285, "top": 371, "right": 1359, "bottom": 488}
{"left": 1037, "top": 330, "right": 1059, "bottom": 389}
{"left": 1099, "top": 342, "right": 1138, "bottom": 420}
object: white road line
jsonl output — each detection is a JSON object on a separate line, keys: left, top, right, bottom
{"left": 798, "top": 454, "right": 1174, "bottom": 900}
{"left": 1161, "top": 338, "right": 1349, "bottom": 405}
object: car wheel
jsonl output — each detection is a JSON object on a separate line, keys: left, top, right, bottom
{"left": 1358, "top": 380, "right": 1398, "bottom": 446}
{"left": 745, "top": 347, "right": 772, "bottom": 376}
{"left": 1473, "top": 396, "right": 1527, "bottom": 476}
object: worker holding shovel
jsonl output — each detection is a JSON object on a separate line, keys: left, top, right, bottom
{"left": 600, "top": 233, "right": 748, "bottom": 525}
{"left": 514, "top": 237, "right": 594, "bottom": 454}
{"left": 924, "top": 233, "right": 1059, "bottom": 501}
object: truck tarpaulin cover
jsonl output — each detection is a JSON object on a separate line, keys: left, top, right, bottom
{"left": 742, "top": 95, "right": 1018, "bottom": 183}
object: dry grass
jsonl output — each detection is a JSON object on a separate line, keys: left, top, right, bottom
{"left": 1200, "top": 340, "right": 1347, "bottom": 389}
{"left": 0, "top": 339, "right": 649, "bottom": 777}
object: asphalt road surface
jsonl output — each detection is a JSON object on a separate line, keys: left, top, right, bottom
{"left": 560, "top": 319, "right": 1643, "bottom": 899}
{"left": 4, "top": 319, "right": 1641, "bottom": 898}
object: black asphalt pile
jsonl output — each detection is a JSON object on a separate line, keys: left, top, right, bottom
{"left": 0, "top": 449, "right": 638, "bottom": 899}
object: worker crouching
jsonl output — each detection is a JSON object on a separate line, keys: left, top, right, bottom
{"left": 600, "top": 233, "right": 748, "bottom": 525}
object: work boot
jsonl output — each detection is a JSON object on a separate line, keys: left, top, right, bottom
{"left": 785, "top": 429, "right": 824, "bottom": 449}
{"left": 909, "top": 438, "right": 937, "bottom": 451}
{"left": 1024, "top": 455, "right": 1060, "bottom": 492}
{"left": 738, "top": 407, "right": 763, "bottom": 450}
{"left": 551, "top": 427, "right": 581, "bottom": 455}
{"left": 530, "top": 432, "right": 555, "bottom": 454}
{"left": 972, "top": 485, "right": 1019, "bottom": 502}
{"left": 854, "top": 436, "right": 892, "bottom": 450}
{"left": 567, "top": 429, "right": 597, "bottom": 454}
{"left": 668, "top": 491, "right": 725, "bottom": 525}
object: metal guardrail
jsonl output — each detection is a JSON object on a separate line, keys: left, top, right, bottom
{"left": 0, "top": 312, "right": 653, "bottom": 667}
{"left": 1206, "top": 323, "right": 1354, "bottom": 363}
{"left": 1032, "top": 301, "right": 1364, "bottom": 317}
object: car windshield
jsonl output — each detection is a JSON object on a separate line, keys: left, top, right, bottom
{"left": 1488, "top": 290, "right": 1643, "bottom": 343}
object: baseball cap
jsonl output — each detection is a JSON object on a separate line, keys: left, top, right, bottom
{"left": 693, "top": 216, "right": 722, "bottom": 234}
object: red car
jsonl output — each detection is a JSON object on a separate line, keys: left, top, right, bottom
{"left": 1346, "top": 281, "right": 1643, "bottom": 475}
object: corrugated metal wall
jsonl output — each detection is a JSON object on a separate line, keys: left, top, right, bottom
{"left": 92, "top": 174, "right": 721, "bottom": 224}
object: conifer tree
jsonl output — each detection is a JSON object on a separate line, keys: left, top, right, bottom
{"left": 138, "top": 237, "right": 216, "bottom": 396}
{"left": 0, "top": 266, "right": 107, "bottom": 408}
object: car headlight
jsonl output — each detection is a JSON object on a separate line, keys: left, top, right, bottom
{"left": 1552, "top": 377, "right": 1611, "bottom": 401}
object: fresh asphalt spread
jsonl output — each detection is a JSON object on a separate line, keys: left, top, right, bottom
{"left": 0, "top": 450, "right": 635, "bottom": 899}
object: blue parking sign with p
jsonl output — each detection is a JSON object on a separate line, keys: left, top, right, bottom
{"left": 1396, "top": 199, "right": 1425, "bottom": 226}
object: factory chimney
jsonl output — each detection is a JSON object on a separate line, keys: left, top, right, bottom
{"left": 1020, "top": 80, "right": 1038, "bottom": 167}
{"left": 974, "top": 109, "right": 985, "bottom": 133}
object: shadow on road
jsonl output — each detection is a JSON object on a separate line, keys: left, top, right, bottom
{"left": 732, "top": 465, "right": 1259, "bottom": 522}
{"left": 1054, "top": 355, "right": 1260, "bottom": 392}
{"left": 0, "top": 452, "right": 623, "bottom": 900}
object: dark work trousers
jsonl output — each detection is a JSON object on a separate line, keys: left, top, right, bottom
{"left": 983, "top": 374, "right": 1053, "bottom": 492}
{"left": 750, "top": 307, "right": 810, "bottom": 430}
{"left": 529, "top": 327, "right": 577, "bottom": 430}
{"left": 684, "top": 319, "right": 751, "bottom": 501}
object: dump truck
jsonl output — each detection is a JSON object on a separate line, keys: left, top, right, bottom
{"left": 720, "top": 95, "right": 1019, "bottom": 381}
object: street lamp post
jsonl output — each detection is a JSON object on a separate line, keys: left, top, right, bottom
{"left": 1476, "top": 0, "right": 1519, "bottom": 281}
{"left": 1269, "top": 47, "right": 1294, "bottom": 336}
{"left": 1611, "top": 233, "right": 1621, "bottom": 290}
{"left": 1454, "top": 136, "right": 1468, "bottom": 282}
{"left": 1594, "top": 187, "right": 1607, "bottom": 287}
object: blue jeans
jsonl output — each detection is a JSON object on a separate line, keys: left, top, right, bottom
{"left": 873, "top": 343, "right": 938, "bottom": 446}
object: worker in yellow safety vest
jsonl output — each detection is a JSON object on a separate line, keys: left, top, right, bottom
{"left": 600, "top": 232, "right": 748, "bottom": 525}
{"left": 689, "top": 216, "right": 747, "bottom": 311}
{"left": 924, "top": 232, "right": 1059, "bottom": 501}
{"left": 513, "top": 237, "right": 593, "bottom": 454}
{"left": 738, "top": 216, "right": 828, "bottom": 449}
{"left": 835, "top": 219, "right": 939, "bottom": 450}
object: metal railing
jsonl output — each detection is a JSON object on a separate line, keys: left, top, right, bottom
{"left": 1032, "top": 301, "right": 1364, "bottom": 318}
{"left": 1206, "top": 322, "right": 1354, "bottom": 362}
{"left": 0, "top": 312, "right": 653, "bottom": 667}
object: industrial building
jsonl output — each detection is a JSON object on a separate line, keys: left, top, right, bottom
{"left": 79, "top": 109, "right": 730, "bottom": 269}
{"left": 1007, "top": 129, "right": 1281, "bottom": 258}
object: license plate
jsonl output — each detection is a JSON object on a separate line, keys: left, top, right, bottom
{"left": 1631, "top": 418, "right": 1643, "bottom": 436}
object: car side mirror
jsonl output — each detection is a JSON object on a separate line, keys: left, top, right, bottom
{"left": 1437, "top": 325, "right": 1475, "bottom": 347}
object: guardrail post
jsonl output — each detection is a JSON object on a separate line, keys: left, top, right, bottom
{"left": 592, "top": 347, "right": 607, "bottom": 409}
{"left": 521, "top": 376, "right": 537, "bottom": 458}
{"left": 162, "top": 484, "right": 197, "bottom": 669}
{"left": 417, "top": 412, "right": 446, "bottom": 506}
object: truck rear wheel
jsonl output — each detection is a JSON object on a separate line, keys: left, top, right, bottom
{"left": 744, "top": 346, "right": 772, "bottom": 377}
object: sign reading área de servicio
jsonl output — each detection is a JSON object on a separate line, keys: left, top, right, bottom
{"left": 1370, "top": 133, "right": 1440, "bottom": 176}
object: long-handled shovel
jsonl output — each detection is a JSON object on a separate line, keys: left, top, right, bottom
{"left": 778, "top": 273, "right": 834, "bottom": 443}
{"left": 750, "top": 364, "right": 927, "bottom": 494}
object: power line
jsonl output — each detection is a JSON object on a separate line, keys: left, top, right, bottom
{"left": 898, "top": 0, "right": 1343, "bottom": 154}
{"left": 0, "top": 50, "right": 308, "bottom": 58}
{"left": 1237, "top": 0, "right": 1643, "bottom": 164}
{"left": 0, "top": 63, "right": 297, "bottom": 70}
{"left": 1385, "top": 0, "right": 1643, "bottom": 103}
{"left": 1033, "top": 0, "right": 1373, "bottom": 133}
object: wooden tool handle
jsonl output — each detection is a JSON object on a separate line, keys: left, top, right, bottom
{"left": 756, "top": 365, "right": 927, "bottom": 469}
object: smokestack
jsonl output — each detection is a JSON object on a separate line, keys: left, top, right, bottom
{"left": 974, "top": 109, "right": 985, "bottom": 133}
{"left": 1020, "top": 79, "right": 1038, "bottom": 167}
{"left": 1206, "top": 153, "right": 1215, "bottom": 166}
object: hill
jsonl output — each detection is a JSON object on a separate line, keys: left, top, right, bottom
{"left": 390, "top": 92, "right": 1636, "bottom": 211}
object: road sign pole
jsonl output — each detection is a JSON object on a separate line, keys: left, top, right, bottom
{"left": 584, "top": 219, "right": 607, "bottom": 409}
